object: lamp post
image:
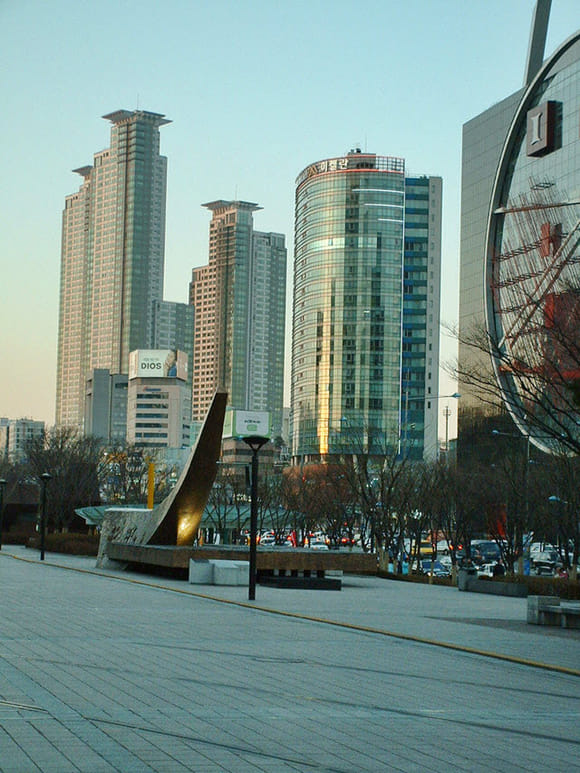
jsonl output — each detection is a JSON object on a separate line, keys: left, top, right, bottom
{"left": 548, "top": 495, "right": 578, "bottom": 579}
{"left": 39, "top": 472, "right": 52, "bottom": 561}
{"left": 402, "top": 391, "right": 460, "bottom": 459}
{"left": 241, "top": 435, "right": 269, "bottom": 600}
{"left": 0, "top": 478, "right": 6, "bottom": 550}
{"left": 440, "top": 394, "right": 460, "bottom": 459}
{"left": 548, "top": 494, "right": 565, "bottom": 551}
{"left": 443, "top": 406, "right": 452, "bottom": 456}
{"left": 424, "top": 392, "right": 460, "bottom": 461}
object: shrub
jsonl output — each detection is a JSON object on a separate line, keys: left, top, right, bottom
{"left": 377, "top": 568, "right": 580, "bottom": 598}
{"left": 27, "top": 532, "right": 99, "bottom": 556}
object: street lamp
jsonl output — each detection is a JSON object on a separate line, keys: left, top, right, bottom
{"left": 547, "top": 495, "right": 576, "bottom": 577}
{"left": 39, "top": 472, "right": 52, "bottom": 561}
{"left": 423, "top": 392, "right": 460, "bottom": 460}
{"left": 402, "top": 391, "right": 460, "bottom": 459}
{"left": 440, "top": 393, "right": 461, "bottom": 458}
{"left": 241, "top": 435, "right": 269, "bottom": 600}
{"left": 0, "top": 478, "right": 6, "bottom": 550}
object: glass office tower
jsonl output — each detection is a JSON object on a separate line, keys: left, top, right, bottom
{"left": 291, "top": 151, "right": 441, "bottom": 462}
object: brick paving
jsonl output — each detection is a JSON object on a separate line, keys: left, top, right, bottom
{"left": 1, "top": 546, "right": 579, "bottom": 772}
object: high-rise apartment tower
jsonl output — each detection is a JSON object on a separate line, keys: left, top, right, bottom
{"left": 56, "top": 109, "right": 170, "bottom": 429}
{"left": 189, "top": 201, "right": 286, "bottom": 437}
{"left": 291, "top": 151, "right": 442, "bottom": 462}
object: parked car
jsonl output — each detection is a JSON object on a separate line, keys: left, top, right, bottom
{"left": 532, "top": 550, "right": 561, "bottom": 575}
{"left": 477, "top": 561, "right": 505, "bottom": 577}
{"left": 310, "top": 539, "right": 329, "bottom": 551}
{"left": 420, "top": 559, "right": 450, "bottom": 577}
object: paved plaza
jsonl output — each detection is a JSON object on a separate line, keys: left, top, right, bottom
{"left": 1, "top": 546, "right": 579, "bottom": 772}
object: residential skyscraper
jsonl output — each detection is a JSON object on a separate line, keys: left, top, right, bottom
{"left": 291, "top": 151, "right": 442, "bottom": 462}
{"left": 56, "top": 109, "right": 170, "bottom": 430}
{"left": 189, "top": 201, "right": 286, "bottom": 438}
{"left": 150, "top": 300, "right": 195, "bottom": 385}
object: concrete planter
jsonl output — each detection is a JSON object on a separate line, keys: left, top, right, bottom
{"left": 458, "top": 570, "right": 528, "bottom": 597}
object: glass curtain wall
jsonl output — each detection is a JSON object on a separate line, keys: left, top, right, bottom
{"left": 292, "top": 153, "right": 405, "bottom": 461}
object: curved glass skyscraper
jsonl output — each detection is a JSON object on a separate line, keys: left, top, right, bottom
{"left": 291, "top": 151, "right": 442, "bottom": 462}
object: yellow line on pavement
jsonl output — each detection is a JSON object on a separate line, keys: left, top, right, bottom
{"left": 5, "top": 550, "right": 580, "bottom": 678}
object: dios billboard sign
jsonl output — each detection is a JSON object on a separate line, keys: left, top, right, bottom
{"left": 129, "top": 350, "right": 188, "bottom": 381}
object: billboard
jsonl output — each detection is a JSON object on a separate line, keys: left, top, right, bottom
{"left": 222, "top": 409, "right": 271, "bottom": 439}
{"left": 129, "top": 350, "right": 188, "bottom": 381}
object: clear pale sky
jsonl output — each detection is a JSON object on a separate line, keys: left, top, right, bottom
{"left": 1, "top": 0, "right": 578, "bottom": 430}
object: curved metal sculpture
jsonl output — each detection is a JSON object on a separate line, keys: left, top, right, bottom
{"left": 97, "top": 389, "right": 227, "bottom": 566}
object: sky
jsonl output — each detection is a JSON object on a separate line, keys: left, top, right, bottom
{"left": 1, "top": 0, "right": 578, "bottom": 435}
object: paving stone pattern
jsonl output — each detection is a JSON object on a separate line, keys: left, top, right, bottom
{"left": 1, "top": 548, "right": 579, "bottom": 772}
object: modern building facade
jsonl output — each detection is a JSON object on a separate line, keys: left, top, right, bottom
{"left": 457, "top": 91, "right": 525, "bottom": 458}
{"left": 290, "top": 151, "right": 442, "bottom": 462}
{"left": 403, "top": 175, "right": 443, "bottom": 459}
{"left": 459, "top": 89, "right": 524, "bottom": 385}
{"left": 84, "top": 370, "right": 128, "bottom": 442}
{"left": 126, "top": 349, "right": 191, "bottom": 449}
{"left": 56, "top": 109, "right": 170, "bottom": 430}
{"left": 484, "top": 30, "right": 580, "bottom": 452}
{"left": 189, "top": 201, "right": 286, "bottom": 438}
{"left": 457, "top": 1, "right": 580, "bottom": 457}
{"left": 0, "top": 418, "right": 45, "bottom": 461}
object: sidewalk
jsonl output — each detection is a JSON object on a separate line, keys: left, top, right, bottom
{"left": 1, "top": 546, "right": 579, "bottom": 772}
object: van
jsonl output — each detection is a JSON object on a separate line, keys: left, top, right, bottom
{"left": 471, "top": 540, "right": 500, "bottom": 563}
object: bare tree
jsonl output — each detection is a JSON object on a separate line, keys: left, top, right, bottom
{"left": 205, "top": 466, "right": 250, "bottom": 544}
{"left": 23, "top": 427, "right": 106, "bottom": 531}
{"left": 331, "top": 418, "right": 418, "bottom": 565}
{"left": 540, "top": 453, "right": 580, "bottom": 580}
{"left": 313, "top": 462, "right": 357, "bottom": 548}
{"left": 450, "top": 301, "right": 580, "bottom": 456}
{"left": 280, "top": 468, "right": 308, "bottom": 545}
{"left": 280, "top": 466, "right": 330, "bottom": 546}
{"left": 101, "top": 443, "right": 176, "bottom": 506}
{"left": 258, "top": 470, "right": 289, "bottom": 544}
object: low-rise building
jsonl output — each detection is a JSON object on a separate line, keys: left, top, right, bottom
{"left": 0, "top": 418, "right": 45, "bottom": 461}
{"left": 126, "top": 350, "right": 191, "bottom": 449}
